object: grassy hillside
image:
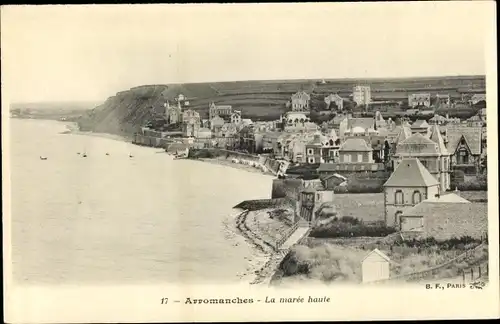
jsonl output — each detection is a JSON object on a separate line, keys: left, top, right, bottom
{"left": 77, "top": 75, "right": 486, "bottom": 136}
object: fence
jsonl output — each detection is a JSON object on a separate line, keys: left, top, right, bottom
{"left": 275, "top": 216, "right": 311, "bottom": 250}
{"left": 367, "top": 242, "right": 487, "bottom": 284}
{"left": 461, "top": 262, "right": 488, "bottom": 284}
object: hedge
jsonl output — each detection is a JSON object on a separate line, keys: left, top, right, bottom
{"left": 393, "top": 236, "right": 483, "bottom": 250}
{"left": 457, "top": 174, "right": 487, "bottom": 191}
{"left": 310, "top": 217, "right": 397, "bottom": 238}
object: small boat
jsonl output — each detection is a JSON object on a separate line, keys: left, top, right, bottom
{"left": 82, "top": 153, "right": 87, "bottom": 158}
{"left": 106, "top": 153, "right": 110, "bottom": 156}
{"left": 40, "top": 156, "right": 47, "bottom": 160}
{"left": 77, "top": 152, "right": 81, "bottom": 155}
{"left": 129, "top": 154, "right": 134, "bottom": 158}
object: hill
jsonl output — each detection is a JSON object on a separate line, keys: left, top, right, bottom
{"left": 77, "top": 75, "right": 486, "bottom": 136}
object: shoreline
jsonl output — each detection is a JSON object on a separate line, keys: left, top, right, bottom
{"left": 194, "top": 157, "right": 276, "bottom": 177}
{"left": 61, "top": 122, "right": 133, "bottom": 143}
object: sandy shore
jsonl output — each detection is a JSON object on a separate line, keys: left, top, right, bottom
{"left": 61, "top": 122, "right": 132, "bottom": 143}
{"left": 196, "top": 157, "right": 276, "bottom": 177}
{"left": 224, "top": 208, "right": 293, "bottom": 285}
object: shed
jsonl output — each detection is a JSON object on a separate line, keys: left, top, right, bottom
{"left": 361, "top": 249, "right": 391, "bottom": 283}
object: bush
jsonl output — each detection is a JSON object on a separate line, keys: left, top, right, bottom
{"left": 457, "top": 175, "right": 487, "bottom": 191}
{"left": 394, "top": 235, "right": 482, "bottom": 250}
{"left": 310, "top": 217, "right": 397, "bottom": 238}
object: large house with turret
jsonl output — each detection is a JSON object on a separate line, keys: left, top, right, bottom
{"left": 383, "top": 158, "right": 440, "bottom": 227}
{"left": 393, "top": 126, "right": 451, "bottom": 192}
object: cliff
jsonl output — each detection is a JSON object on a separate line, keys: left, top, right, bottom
{"left": 77, "top": 75, "right": 486, "bottom": 136}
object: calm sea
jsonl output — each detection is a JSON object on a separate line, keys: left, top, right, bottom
{"left": 9, "top": 119, "right": 273, "bottom": 285}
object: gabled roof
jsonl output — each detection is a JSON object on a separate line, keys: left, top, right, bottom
{"left": 429, "top": 114, "right": 446, "bottom": 122}
{"left": 340, "top": 138, "right": 372, "bottom": 152}
{"left": 394, "top": 126, "right": 412, "bottom": 145}
{"left": 396, "top": 133, "right": 440, "bottom": 155}
{"left": 445, "top": 126, "right": 482, "bottom": 155}
{"left": 411, "top": 119, "right": 429, "bottom": 129}
{"left": 428, "top": 125, "right": 449, "bottom": 155}
{"left": 384, "top": 158, "right": 439, "bottom": 187}
{"left": 347, "top": 118, "right": 374, "bottom": 130}
{"left": 362, "top": 248, "right": 391, "bottom": 263}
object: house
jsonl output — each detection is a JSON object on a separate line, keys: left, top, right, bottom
{"left": 324, "top": 93, "right": 344, "bottom": 111}
{"left": 339, "top": 117, "right": 376, "bottom": 137}
{"left": 297, "top": 180, "right": 335, "bottom": 223}
{"left": 196, "top": 127, "right": 212, "bottom": 139}
{"left": 469, "top": 94, "right": 486, "bottom": 106}
{"left": 305, "top": 133, "right": 325, "bottom": 164}
{"left": 445, "top": 126, "right": 483, "bottom": 174}
{"left": 435, "top": 94, "right": 450, "bottom": 106}
{"left": 261, "top": 131, "right": 282, "bottom": 155}
{"left": 428, "top": 114, "right": 447, "bottom": 125}
{"left": 238, "top": 125, "right": 256, "bottom": 153}
{"left": 466, "top": 115, "right": 484, "bottom": 127}
{"left": 304, "top": 131, "right": 341, "bottom": 164}
{"left": 361, "top": 249, "right": 391, "bottom": 283}
{"left": 408, "top": 93, "right": 431, "bottom": 108}
{"left": 395, "top": 128, "right": 451, "bottom": 192}
{"left": 165, "top": 100, "right": 182, "bottom": 124}
{"left": 231, "top": 110, "right": 242, "bottom": 124}
{"left": 400, "top": 194, "right": 487, "bottom": 240}
{"left": 410, "top": 119, "right": 430, "bottom": 135}
{"left": 221, "top": 123, "right": 238, "bottom": 138}
{"left": 283, "top": 111, "right": 311, "bottom": 131}
{"left": 287, "top": 135, "right": 312, "bottom": 163}
{"left": 210, "top": 116, "right": 225, "bottom": 136}
{"left": 291, "top": 91, "right": 311, "bottom": 111}
{"left": 352, "top": 85, "right": 371, "bottom": 106}
{"left": 209, "top": 102, "right": 232, "bottom": 121}
{"left": 383, "top": 158, "right": 440, "bottom": 227}
{"left": 182, "top": 110, "right": 201, "bottom": 137}
{"left": 338, "top": 138, "right": 374, "bottom": 163}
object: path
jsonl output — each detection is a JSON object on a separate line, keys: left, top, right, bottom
{"left": 279, "top": 226, "right": 310, "bottom": 250}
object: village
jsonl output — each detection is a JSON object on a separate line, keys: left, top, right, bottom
{"left": 132, "top": 84, "right": 488, "bottom": 286}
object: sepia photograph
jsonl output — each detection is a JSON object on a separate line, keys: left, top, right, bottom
{"left": 2, "top": 2, "right": 498, "bottom": 323}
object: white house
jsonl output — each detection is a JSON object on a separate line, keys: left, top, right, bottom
{"left": 362, "top": 249, "right": 391, "bottom": 283}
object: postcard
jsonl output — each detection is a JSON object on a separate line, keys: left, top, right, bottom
{"left": 2, "top": 2, "right": 499, "bottom": 323}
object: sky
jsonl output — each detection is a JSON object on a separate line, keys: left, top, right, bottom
{"left": 1, "top": 2, "right": 495, "bottom": 103}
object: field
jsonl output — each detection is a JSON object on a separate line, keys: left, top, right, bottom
{"left": 333, "top": 193, "right": 385, "bottom": 223}
{"left": 77, "top": 75, "right": 485, "bottom": 137}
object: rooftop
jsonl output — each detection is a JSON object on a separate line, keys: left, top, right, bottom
{"left": 396, "top": 133, "right": 440, "bottom": 156}
{"left": 445, "top": 126, "right": 482, "bottom": 155}
{"left": 428, "top": 125, "right": 449, "bottom": 155}
{"left": 411, "top": 119, "right": 430, "bottom": 129}
{"left": 402, "top": 201, "right": 487, "bottom": 240}
{"left": 384, "top": 158, "right": 439, "bottom": 187}
{"left": 340, "top": 138, "right": 373, "bottom": 152}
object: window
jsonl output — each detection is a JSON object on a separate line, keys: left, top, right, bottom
{"left": 357, "top": 153, "right": 363, "bottom": 162}
{"left": 307, "top": 149, "right": 314, "bottom": 155}
{"left": 395, "top": 190, "right": 404, "bottom": 205}
{"left": 308, "top": 157, "right": 315, "bottom": 164}
{"left": 395, "top": 211, "right": 403, "bottom": 226}
{"left": 412, "top": 191, "right": 422, "bottom": 204}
